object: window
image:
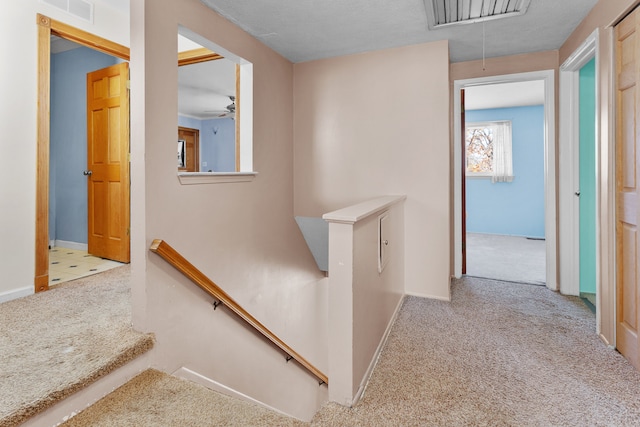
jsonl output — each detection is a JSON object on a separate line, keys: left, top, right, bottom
{"left": 465, "top": 121, "right": 513, "bottom": 183}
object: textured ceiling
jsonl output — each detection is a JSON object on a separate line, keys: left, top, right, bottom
{"left": 86, "top": 0, "right": 560, "bottom": 112}
{"left": 200, "top": 0, "right": 598, "bottom": 63}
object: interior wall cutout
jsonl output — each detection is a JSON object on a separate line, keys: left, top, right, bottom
{"left": 177, "top": 32, "right": 237, "bottom": 173}
{"left": 177, "top": 26, "right": 254, "bottom": 176}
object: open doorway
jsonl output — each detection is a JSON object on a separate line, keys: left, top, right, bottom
{"left": 47, "top": 35, "right": 128, "bottom": 286}
{"left": 559, "top": 29, "right": 599, "bottom": 314}
{"left": 453, "top": 70, "right": 557, "bottom": 291}
{"left": 35, "top": 14, "right": 131, "bottom": 292}
{"left": 463, "top": 81, "right": 547, "bottom": 285}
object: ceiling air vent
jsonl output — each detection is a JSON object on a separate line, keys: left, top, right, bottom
{"left": 40, "top": 0, "right": 94, "bottom": 23}
{"left": 425, "top": 0, "right": 531, "bottom": 29}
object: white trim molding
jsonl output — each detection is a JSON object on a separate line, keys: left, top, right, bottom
{"left": 0, "top": 286, "right": 33, "bottom": 303}
{"left": 177, "top": 171, "right": 257, "bottom": 185}
{"left": 559, "top": 29, "right": 599, "bottom": 300}
{"left": 54, "top": 240, "right": 89, "bottom": 251}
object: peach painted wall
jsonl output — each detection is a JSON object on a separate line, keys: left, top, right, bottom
{"left": 450, "top": 50, "right": 559, "bottom": 81}
{"left": 560, "top": 0, "right": 639, "bottom": 62}
{"left": 293, "top": 41, "right": 451, "bottom": 300}
{"left": 130, "top": 0, "right": 328, "bottom": 420}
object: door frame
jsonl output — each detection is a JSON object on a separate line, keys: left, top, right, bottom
{"left": 453, "top": 70, "right": 557, "bottom": 290}
{"left": 559, "top": 30, "right": 599, "bottom": 301}
{"left": 35, "top": 14, "right": 130, "bottom": 292}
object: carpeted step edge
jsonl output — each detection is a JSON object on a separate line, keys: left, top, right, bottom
{"left": 3, "top": 332, "right": 154, "bottom": 427}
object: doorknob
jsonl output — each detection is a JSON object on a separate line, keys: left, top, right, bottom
{"left": 83, "top": 170, "right": 92, "bottom": 176}
{"left": 574, "top": 191, "right": 580, "bottom": 197}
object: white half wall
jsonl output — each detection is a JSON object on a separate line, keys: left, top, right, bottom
{"left": 324, "top": 196, "right": 406, "bottom": 406}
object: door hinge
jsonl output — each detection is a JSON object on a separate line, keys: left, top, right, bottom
{"left": 126, "top": 80, "right": 131, "bottom": 90}
{"left": 127, "top": 153, "right": 131, "bottom": 162}
{"left": 127, "top": 228, "right": 130, "bottom": 236}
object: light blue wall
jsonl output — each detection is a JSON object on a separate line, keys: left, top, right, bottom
{"left": 177, "top": 115, "right": 202, "bottom": 132}
{"left": 203, "top": 118, "right": 235, "bottom": 172}
{"left": 50, "top": 47, "right": 119, "bottom": 244}
{"left": 178, "top": 116, "right": 235, "bottom": 172}
{"left": 465, "top": 105, "right": 545, "bottom": 238}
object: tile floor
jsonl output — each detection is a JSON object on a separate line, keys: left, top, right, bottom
{"left": 49, "top": 247, "right": 123, "bottom": 286}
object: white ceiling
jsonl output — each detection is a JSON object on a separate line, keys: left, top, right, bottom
{"left": 200, "top": 0, "right": 599, "bottom": 63}
{"left": 50, "top": 35, "right": 81, "bottom": 54}
{"left": 87, "top": 0, "right": 559, "bottom": 113}
{"left": 95, "top": 0, "right": 599, "bottom": 64}
{"left": 465, "top": 80, "right": 545, "bottom": 110}
{"left": 178, "top": 58, "right": 237, "bottom": 119}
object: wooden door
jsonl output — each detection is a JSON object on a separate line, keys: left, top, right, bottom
{"left": 178, "top": 126, "right": 199, "bottom": 172}
{"left": 616, "top": 7, "right": 640, "bottom": 370}
{"left": 86, "top": 62, "right": 130, "bottom": 263}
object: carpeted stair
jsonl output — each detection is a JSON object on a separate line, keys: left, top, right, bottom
{"left": 59, "top": 369, "right": 305, "bottom": 426}
{"left": 0, "top": 266, "right": 153, "bottom": 427}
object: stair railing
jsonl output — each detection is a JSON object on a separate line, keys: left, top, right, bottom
{"left": 149, "top": 239, "right": 328, "bottom": 385}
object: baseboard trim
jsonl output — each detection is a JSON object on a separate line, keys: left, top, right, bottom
{"left": 172, "top": 367, "right": 295, "bottom": 420}
{"left": 54, "top": 240, "right": 88, "bottom": 251}
{"left": 0, "top": 286, "right": 33, "bottom": 303}
{"left": 352, "top": 294, "right": 406, "bottom": 406}
{"left": 405, "top": 290, "right": 451, "bottom": 302}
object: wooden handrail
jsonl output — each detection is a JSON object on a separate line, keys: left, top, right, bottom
{"left": 149, "top": 239, "right": 328, "bottom": 385}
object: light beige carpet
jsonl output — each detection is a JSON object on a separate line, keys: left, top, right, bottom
{"left": 0, "top": 266, "right": 153, "bottom": 427}
{"left": 58, "top": 276, "right": 640, "bottom": 426}
{"left": 61, "top": 369, "right": 306, "bottom": 427}
{"left": 313, "top": 277, "right": 640, "bottom": 426}
{"left": 466, "top": 233, "right": 546, "bottom": 285}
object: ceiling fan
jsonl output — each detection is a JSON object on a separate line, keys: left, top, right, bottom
{"left": 212, "top": 95, "right": 235, "bottom": 119}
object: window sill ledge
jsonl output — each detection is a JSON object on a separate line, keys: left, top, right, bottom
{"left": 177, "top": 172, "right": 258, "bottom": 185}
